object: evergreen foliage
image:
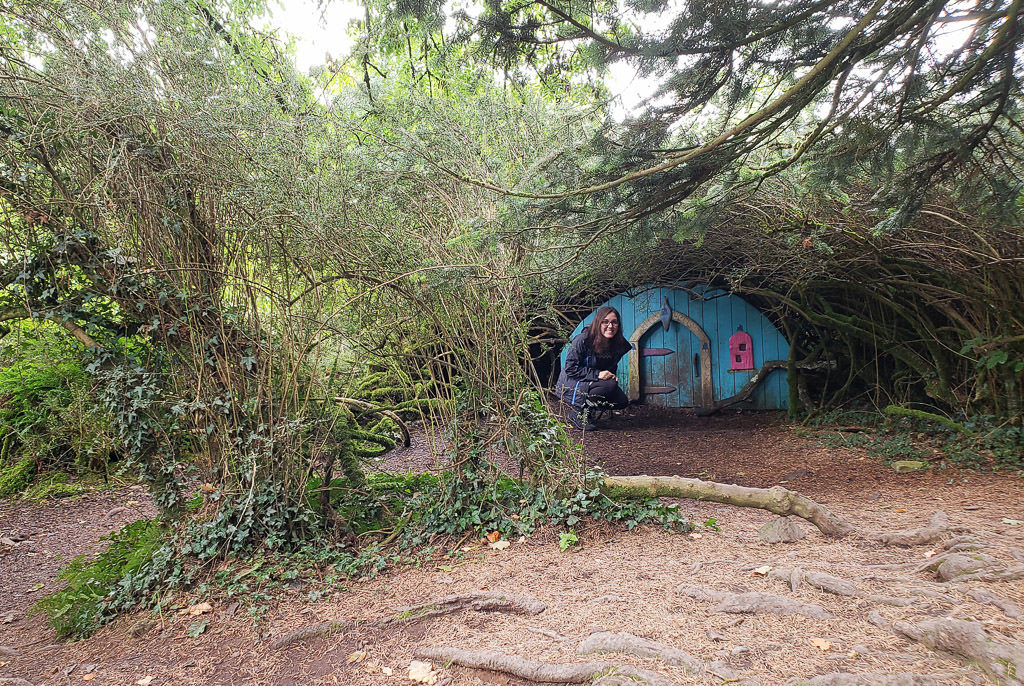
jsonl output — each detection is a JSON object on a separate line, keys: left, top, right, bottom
{"left": 2, "top": 0, "right": 1022, "bottom": 640}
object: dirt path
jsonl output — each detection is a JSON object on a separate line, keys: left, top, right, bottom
{"left": 2, "top": 411, "right": 1023, "bottom": 686}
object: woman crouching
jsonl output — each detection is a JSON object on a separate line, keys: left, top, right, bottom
{"left": 556, "top": 306, "right": 632, "bottom": 431}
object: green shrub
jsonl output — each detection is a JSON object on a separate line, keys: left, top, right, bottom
{"left": 811, "top": 408, "right": 1023, "bottom": 470}
{"left": 0, "top": 325, "right": 116, "bottom": 495}
{"left": 329, "top": 468, "right": 691, "bottom": 550}
{"left": 35, "top": 519, "right": 172, "bottom": 639}
{"left": 0, "top": 455, "right": 37, "bottom": 496}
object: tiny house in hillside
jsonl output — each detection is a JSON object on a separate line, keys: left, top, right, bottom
{"left": 560, "top": 285, "right": 791, "bottom": 411}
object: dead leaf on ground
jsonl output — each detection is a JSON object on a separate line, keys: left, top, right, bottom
{"left": 485, "top": 531, "right": 500, "bottom": 543}
{"left": 136, "top": 677, "right": 155, "bottom": 685}
{"left": 753, "top": 566, "right": 772, "bottom": 576}
{"left": 187, "top": 602, "right": 213, "bottom": 616}
{"left": 347, "top": 650, "right": 367, "bottom": 664}
{"left": 489, "top": 540, "right": 510, "bottom": 550}
{"left": 408, "top": 660, "right": 438, "bottom": 684}
{"left": 82, "top": 675, "right": 95, "bottom": 682}
{"left": 811, "top": 638, "right": 832, "bottom": 651}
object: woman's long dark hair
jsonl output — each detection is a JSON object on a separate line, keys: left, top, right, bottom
{"left": 585, "top": 305, "right": 629, "bottom": 355}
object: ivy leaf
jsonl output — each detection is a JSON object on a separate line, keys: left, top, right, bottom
{"left": 187, "top": 618, "right": 210, "bottom": 638}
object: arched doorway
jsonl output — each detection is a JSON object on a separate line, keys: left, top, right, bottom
{"left": 626, "top": 311, "right": 714, "bottom": 409}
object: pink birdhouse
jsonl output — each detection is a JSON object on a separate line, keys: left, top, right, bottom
{"left": 729, "top": 326, "right": 754, "bottom": 370}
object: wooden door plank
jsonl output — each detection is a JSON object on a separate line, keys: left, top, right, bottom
{"left": 639, "top": 347, "right": 674, "bottom": 357}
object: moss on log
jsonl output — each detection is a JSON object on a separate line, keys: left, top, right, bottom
{"left": 602, "top": 475, "right": 855, "bottom": 538}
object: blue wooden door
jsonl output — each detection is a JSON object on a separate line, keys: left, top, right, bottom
{"left": 638, "top": 320, "right": 705, "bottom": 407}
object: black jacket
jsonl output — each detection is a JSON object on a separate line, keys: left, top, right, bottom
{"left": 555, "top": 333, "right": 632, "bottom": 406}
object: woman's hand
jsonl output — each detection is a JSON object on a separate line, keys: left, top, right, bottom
{"left": 598, "top": 370, "right": 616, "bottom": 381}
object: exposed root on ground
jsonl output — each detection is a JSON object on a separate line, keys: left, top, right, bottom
{"left": 966, "top": 589, "right": 1023, "bottom": 619}
{"left": 577, "top": 631, "right": 704, "bottom": 673}
{"left": 413, "top": 646, "right": 673, "bottom": 686}
{"left": 769, "top": 567, "right": 860, "bottom": 596}
{"left": 949, "top": 564, "right": 1024, "bottom": 582}
{"left": 785, "top": 674, "right": 940, "bottom": 685}
{"left": 270, "top": 592, "right": 545, "bottom": 650}
{"left": 675, "top": 583, "right": 833, "bottom": 619}
{"left": 602, "top": 475, "right": 855, "bottom": 538}
{"left": 380, "top": 591, "right": 547, "bottom": 625}
{"left": 270, "top": 619, "right": 356, "bottom": 650}
{"left": 870, "top": 511, "right": 954, "bottom": 547}
{"left": 893, "top": 617, "right": 1024, "bottom": 685}
{"left": 866, "top": 528, "right": 1024, "bottom": 584}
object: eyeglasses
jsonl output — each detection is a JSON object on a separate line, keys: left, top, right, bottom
{"left": 600, "top": 319, "right": 619, "bottom": 327}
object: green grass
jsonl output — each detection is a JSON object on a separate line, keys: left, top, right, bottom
{"left": 34, "top": 519, "right": 169, "bottom": 639}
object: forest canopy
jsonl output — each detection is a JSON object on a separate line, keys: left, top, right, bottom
{"left": 0, "top": 0, "right": 1022, "bottom": 636}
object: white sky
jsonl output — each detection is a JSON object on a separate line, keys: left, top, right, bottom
{"left": 266, "top": 0, "right": 362, "bottom": 70}
{"left": 265, "top": 0, "right": 976, "bottom": 122}
{"left": 265, "top": 0, "right": 654, "bottom": 119}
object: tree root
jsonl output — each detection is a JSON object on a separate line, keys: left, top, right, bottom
{"left": 413, "top": 646, "right": 673, "bottom": 686}
{"left": 948, "top": 564, "right": 1024, "bottom": 583}
{"left": 270, "top": 619, "right": 356, "bottom": 650}
{"left": 271, "top": 592, "right": 546, "bottom": 650}
{"left": 602, "top": 475, "right": 855, "bottom": 538}
{"left": 880, "top": 548, "right": 1024, "bottom": 583}
{"left": 380, "top": 591, "right": 547, "bottom": 625}
{"left": 676, "top": 583, "right": 833, "bottom": 619}
{"left": 785, "top": 674, "right": 939, "bottom": 685}
{"left": 769, "top": 568, "right": 860, "bottom": 596}
{"left": 893, "top": 617, "right": 1024, "bottom": 685}
{"left": 864, "top": 595, "right": 916, "bottom": 607}
{"left": 967, "top": 589, "right": 1022, "bottom": 619}
{"left": 577, "top": 631, "right": 704, "bottom": 673}
{"left": 932, "top": 553, "right": 1000, "bottom": 581}
{"left": 870, "top": 511, "right": 951, "bottom": 547}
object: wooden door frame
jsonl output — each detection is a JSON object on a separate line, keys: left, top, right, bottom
{"left": 626, "top": 311, "right": 714, "bottom": 409}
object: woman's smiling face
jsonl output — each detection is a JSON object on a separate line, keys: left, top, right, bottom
{"left": 599, "top": 312, "right": 619, "bottom": 339}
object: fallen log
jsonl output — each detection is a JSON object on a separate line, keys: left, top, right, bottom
{"left": 602, "top": 475, "right": 855, "bottom": 538}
